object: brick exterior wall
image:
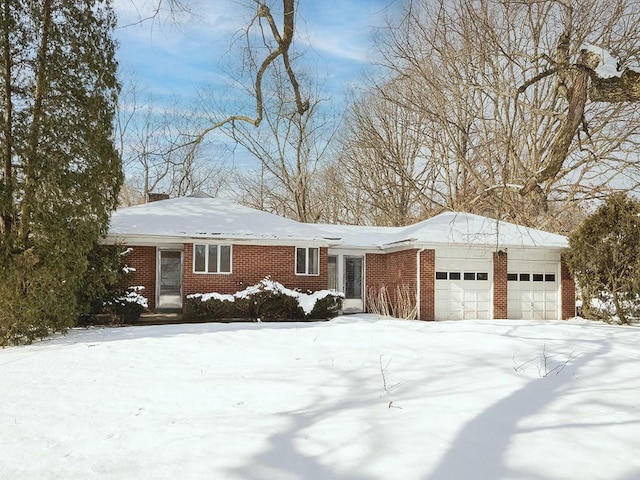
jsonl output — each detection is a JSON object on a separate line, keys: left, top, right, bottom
{"left": 119, "top": 246, "right": 157, "bottom": 310}
{"left": 366, "top": 249, "right": 434, "bottom": 320}
{"left": 419, "top": 250, "right": 435, "bottom": 321}
{"left": 366, "top": 250, "right": 417, "bottom": 315}
{"left": 119, "top": 240, "right": 576, "bottom": 321}
{"left": 493, "top": 251, "right": 508, "bottom": 319}
{"left": 561, "top": 261, "right": 576, "bottom": 319}
{"left": 182, "top": 244, "right": 328, "bottom": 298}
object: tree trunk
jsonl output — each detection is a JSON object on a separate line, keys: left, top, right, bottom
{"left": 20, "top": 0, "right": 54, "bottom": 243}
{"left": 0, "top": 0, "right": 13, "bottom": 237}
{"left": 520, "top": 49, "right": 601, "bottom": 197}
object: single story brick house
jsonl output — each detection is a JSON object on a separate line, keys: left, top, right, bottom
{"left": 104, "top": 193, "right": 575, "bottom": 321}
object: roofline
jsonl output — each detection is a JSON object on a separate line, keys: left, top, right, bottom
{"left": 102, "top": 233, "right": 333, "bottom": 247}
{"left": 378, "top": 240, "right": 568, "bottom": 252}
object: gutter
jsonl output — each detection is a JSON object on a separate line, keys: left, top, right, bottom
{"left": 416, "top": 247, "right": 427, "bottom": 320}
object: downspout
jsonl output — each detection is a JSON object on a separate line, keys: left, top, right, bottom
{"left": 416, "top": 247, "right": 427, "bottom": 320}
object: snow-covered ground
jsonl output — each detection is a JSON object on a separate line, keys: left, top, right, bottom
{"left": 1, "top": 316, "right": 639, "bottom": 480}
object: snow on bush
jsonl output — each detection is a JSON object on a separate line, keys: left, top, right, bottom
{"left": 187, "top": 277, "right": 344, "bottom": 321}
{"left": 103, "top": 286, "right": 149, "bottom": 322}
{"left": 114, "top": 286, "right": 149, "bottom": 309}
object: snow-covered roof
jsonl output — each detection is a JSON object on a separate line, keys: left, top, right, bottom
{"left": 399, "top": 212, "right": 567, "bottom": 248}
{"left": 106, "top": 196, "right": 568, "bottom": 249}
{"left": 106, "top": 195, "right": 331, "bottom": 244}
{"left": 317, "top": 212, "right": 567, "bottom": 249}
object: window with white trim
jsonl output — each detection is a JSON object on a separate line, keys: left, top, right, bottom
{"left": 193, "top": 244, "right": 232, "bottom": 273}
{"left": 296, "top": 247, "right": 319, "bottom": 275}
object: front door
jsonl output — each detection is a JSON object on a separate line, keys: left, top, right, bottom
{"left": 343, "top": 256, "right": 364, "bottom": 312}
{"left": 157, "top": 250, "right": 182, "bottom": 310}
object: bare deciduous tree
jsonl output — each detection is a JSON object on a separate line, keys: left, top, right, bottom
{"left": 202, "top": 58, "right": 336, "bottom": 222}
{"left": 115, "top": 83, "right": 228, "bottom": 205}
{"left": 338, "top": 82, "right": 438, "bottom": 226}
{"left": 366, "top": 0, "right": 640, "bottom": 229}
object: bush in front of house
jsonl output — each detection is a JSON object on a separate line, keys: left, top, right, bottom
{"left": 103, "top": 287, "right": 149, "bottom": 323}
{"left": 307, "top": 292, "right": 344, "bottom": 319}
{"left": 185, "top": 277, "right": 344, "bottom": 322}
{"left": 76, "top": 245, "right": 149, "bottom": 325}
{"left": 248, "top": 288, "right": 306, "bottom": 321}
{"left": 184, "top": 294, "right": 241, "bottom": 321}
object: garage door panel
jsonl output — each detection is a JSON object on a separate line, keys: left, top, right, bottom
{"left": 435, "top": 259, "right": 492, "bottom": 320}
{"left": 508, "top": 261, "right": 559, "bottom": 320}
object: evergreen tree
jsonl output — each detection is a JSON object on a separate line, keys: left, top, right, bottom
{"left": 0, "top": 0, "right": 121, "bottom": 345}
{"left": 565, "top": 193, "right": 640, "bottom": 324}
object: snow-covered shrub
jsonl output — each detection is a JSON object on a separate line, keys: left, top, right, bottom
{"left": 184, "top": 294, "right": 241, "bottom": 321}
{"left": 77, "top": 244, "right": 143, "bottom": 325}
{"left": 185, "top": 277, "right": 344, "bottom": 322}
{"left": 104, "top": 286, "right": 148, "bottom": 323}
{"left": 307, "top": 293, "right": 344, "bottom": 319}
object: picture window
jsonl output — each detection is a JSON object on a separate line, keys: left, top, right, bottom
{"left": 194, "top": 244, "right": 231, "bottom": 274}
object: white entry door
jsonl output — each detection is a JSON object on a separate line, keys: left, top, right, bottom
{"left": 343, "top": 256, "right": 364, "bottom": 313}
{"left": 157, "top": 250, "right": 183, "bottom": 309}
{"left": 435, "top": 259, "right": 492, "bottom": 320}
{"left": 507, "top": 261, "right": 559, "bottom": 320}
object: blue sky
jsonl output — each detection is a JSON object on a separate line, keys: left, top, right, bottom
{"left": 113, "top": 0, "right": 397, "bottom": 111}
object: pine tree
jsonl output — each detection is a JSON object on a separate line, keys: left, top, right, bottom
{"left": 0, "top": 0, "right": 122, "bottom": 345}
{"left": 565, "top": 193, "right": 640, "bottom": 324}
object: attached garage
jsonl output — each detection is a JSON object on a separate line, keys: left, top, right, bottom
{"left": 507, "top": 252, "right": 561, "bottom": 320}
{"left": 435, "top": 249, "right": 492, "bottom": 320}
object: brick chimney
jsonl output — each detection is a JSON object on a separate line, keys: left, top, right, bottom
{"left": 147, "top": 192, "right": 170, "bottom": 203}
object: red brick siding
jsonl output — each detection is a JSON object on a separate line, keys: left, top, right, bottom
{"left": 182, "top": 244, "right": 328, "bottom": 298}
{"left": 119, "top": 246, "right": 157, "bottom": 310}
{"left": 561, "top": 261, "right": 576, "bottom": 319}
{"left": 493, "top": 251, "right": 508, "bottom": 319}
{"left": 366, "top": 250, "right": 419, "bottom": 315}
{"left": 419, "top": 250, "right": 435, "bottom": 321}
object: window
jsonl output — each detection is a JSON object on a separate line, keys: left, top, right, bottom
{"left": 545, "top": 274, "right": 556, "bottom": 282}
{"left": 449, "top": 272, "right": 461, "bottom": 280}
{"left": 193, "top": 244, "right": 231, "bottom": 273}
{"left": 533, "top": 274, "right": 544, "bottom": 282}
{"left": 507, "top": 273, "right": 518, "bottom": 281}
{"left": 477, "top": 272, "right": 488, "bottom": 281}
{"left": 519, "top": 273, "right": 530, "bottom": 281}
{"left": 436, "top": 271, "right": 448, "bottom": 280}
{"left": 296, "top": 247, "right": 319, "bottom": 275}
{"left": 464, "top": 272, "right": 476, "bottom": 280}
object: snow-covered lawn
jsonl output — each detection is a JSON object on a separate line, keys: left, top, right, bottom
{"left": 1, "top": 316, "right": 639, "bottom": 480}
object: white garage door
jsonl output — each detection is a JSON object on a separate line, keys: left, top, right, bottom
{"left": 435, "top": 259, "right": 492, "bottom": 320}
{"left": 507, "top": 261, "right": 559, "bottom": 320}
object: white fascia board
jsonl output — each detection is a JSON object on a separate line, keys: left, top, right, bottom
{"left": 101, "top": 233, "right": 331, "bottom": 248}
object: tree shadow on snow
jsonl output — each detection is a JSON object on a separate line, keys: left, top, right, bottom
{"left": 423, "top": 335, "right": 639, "bottom": 480}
